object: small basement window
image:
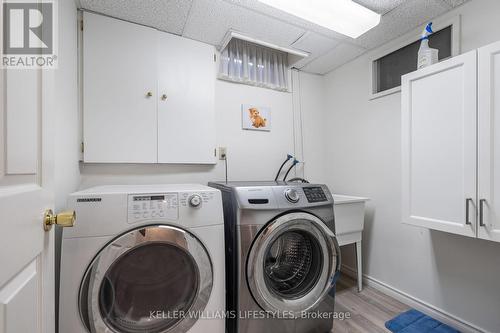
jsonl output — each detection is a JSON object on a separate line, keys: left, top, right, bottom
{"left": 218, "top": 38, "right": 289, "bottom": 91}
{"left": 371, "top": 25, "right": 454, "bottom": 97}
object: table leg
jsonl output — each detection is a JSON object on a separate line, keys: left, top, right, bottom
{"left": 356, "top": 241, "right": 362, "bottom": 292}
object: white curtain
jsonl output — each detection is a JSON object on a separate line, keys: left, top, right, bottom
{"left": 219, "top": 39, "right": 289, "bottom": 91}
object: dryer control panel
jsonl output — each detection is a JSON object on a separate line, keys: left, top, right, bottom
{"left": 127, "top": 193, "right": 178, "bottom": 223}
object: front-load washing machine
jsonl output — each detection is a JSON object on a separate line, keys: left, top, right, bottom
{"left": 209, "top": 181, "right": 341, "bottom": 333}
{"left": 59, "top": 185, "right": 225, "bottom": 333}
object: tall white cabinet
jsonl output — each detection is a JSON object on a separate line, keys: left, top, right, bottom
{"left": 82, "top": 12, "right": 216, "bottom": 164}
{"left": 402, "top": 51, "right": 477, "bottom": 237}
{"left": 402, "top": 42, "right": 500, "bottom": 243}
{"left": 478, "top": 41, "right": 500, "bottom": 242}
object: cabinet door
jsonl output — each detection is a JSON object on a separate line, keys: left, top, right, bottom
{"left": 83, "top": 12, "right": 158, "bottom": 163}
{"left": 401, "top": 51, "right": 477, "bottom": 237}
{"left": 478, "top": 41, "right": 500, "bottom": 242}
{"left": 157, "top": 32, "right": 216, "bottom": 164}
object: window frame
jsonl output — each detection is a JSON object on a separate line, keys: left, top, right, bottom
{"left": 369, "top": 15, "right": 461, "bottom": 100}
{"left": 217, "top": 31, "right": 308, "bottom": 92}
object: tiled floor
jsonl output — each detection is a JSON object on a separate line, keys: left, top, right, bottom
{"left": 332, "top": 275, "right": 410, "bottom": 333}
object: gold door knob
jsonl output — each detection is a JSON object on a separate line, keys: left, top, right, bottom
{"left": 44, "top": 209, "right": 76, "bottom": 231}
{"left": 146, "top": 91, "right": 153, "bottom": 97}
{"left": 161, "top": 94, "right": 167, "bottom": 101}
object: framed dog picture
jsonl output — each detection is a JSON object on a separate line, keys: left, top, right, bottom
{"left": 241, "top": 105, "right": 271, "bottom": 132}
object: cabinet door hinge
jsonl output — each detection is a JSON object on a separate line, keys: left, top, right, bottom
{"left": 214, "top": 148, "right": 217, "bottom": 157}
{"left": 214, "top": 53, "right": 216, "bottom": 62}
{"left": 80, "top": 20, "right": 83, "bottom": 31}
{"left": 81, "top": 142, "right": 84, "bottom": 153}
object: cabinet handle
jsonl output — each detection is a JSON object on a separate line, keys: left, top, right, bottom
{"left": 465, "top": 198, "right": 473, "bottom": 225}
{"left": 146, "top": 91, "right": 153, "bottom": 97}
{"left": 161, "top": 94, "right": 167, "bottom": 101}
{"left": 479, "top": 199, "right": 486, "bottom": 227}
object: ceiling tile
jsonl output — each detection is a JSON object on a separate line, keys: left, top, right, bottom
{"left": 353, "top": 0, "right": 408, "bottom": 14}
{"left": 441, "top": 0, "right": 469, "bottom": 6}
{"left": 80, "top": 0, "right": 193, "bottom": 35}
{"left": 183, "top": 0, "right": 305, "bottom": 48}
{"left": 291, "top": 32, "right": 341, "bottom": 54}
{"left": 222, "top": 0, "right": 351, "bottom": 41}
{"left": 352, "top": 0, "right": 451, "bottom": 49}
{"left": 300, "top": 43, "right": 367, "bottom": 74}
{"left": 290, "top": 32, "right": 342, "bottom": 68}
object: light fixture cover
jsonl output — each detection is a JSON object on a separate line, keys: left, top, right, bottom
{"left": 257, "top": 0, "right": 381, "bottom": 38}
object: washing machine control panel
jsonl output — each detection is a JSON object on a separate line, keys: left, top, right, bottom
{"left": 303, "top": 187, "right": 328, "bottom": 203}
{"left": 127, "top": 193, "right": 178, "bottom": 223}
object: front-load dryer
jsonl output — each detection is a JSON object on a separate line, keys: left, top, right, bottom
{"left": 209, "top": 181, "right": 340, "bottom": 333}
{"left": 59, "top": 185, "right": 225, "bottom": 333}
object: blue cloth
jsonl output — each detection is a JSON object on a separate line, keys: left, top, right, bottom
{"left": 385, "top": 309, "right": 460, "bottom": 333}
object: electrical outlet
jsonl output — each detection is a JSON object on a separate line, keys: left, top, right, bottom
{"left": 219, "top": 147, "right": 227, "bottom": 160}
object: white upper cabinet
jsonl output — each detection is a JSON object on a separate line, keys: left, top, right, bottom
{"left": 157, "top": 32, "right": 216, "bottom": 164}
{"left": 401, "top": 51, "right": 477, "bottom": 237}
{"left": 82, "top": 13, "right": 216, "bottom": 164}
{"left": 83, "top": 12, "right": 158, "bottom": 163}
{"left": 478, "top": 41, "right": 500, "bottom": 242}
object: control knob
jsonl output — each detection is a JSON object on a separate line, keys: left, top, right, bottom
{"left": 284, "top": 189, "right": 300, "bottom": 203}
{"left": 188, "top": 194, "right": 202, "bottom": 207}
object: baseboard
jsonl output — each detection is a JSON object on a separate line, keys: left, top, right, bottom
{"left": 340, "top": 265, "right": 488, "bottom": 333}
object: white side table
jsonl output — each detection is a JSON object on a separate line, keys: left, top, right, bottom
{"left": 333, "top": 194, "right": 369, "bottom": 292}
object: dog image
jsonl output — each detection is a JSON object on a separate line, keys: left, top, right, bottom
{"left": 248, "top": 107, "right": 267, "bottom": 128}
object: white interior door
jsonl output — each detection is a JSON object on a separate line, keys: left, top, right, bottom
{"left": 83, "top": 12, "right": 158, "bottom": 163}
{"left": 478, "top": 41, "right": 500, "bottom": 242}
{"left": 0, "top": 24, "right": 55, "bottom": 333}
{"left": 157, "top": 31, "right": 216, "bottom": 164}
{"left": 401, "top": 51, "right": 477, "bottom": 237}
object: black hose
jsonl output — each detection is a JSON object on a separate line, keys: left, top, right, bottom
{"left": 283, "top": 159, "right": 299, "bottom": 181}
{"left": 274, "top": 154, "right": 293, "bottom": 181}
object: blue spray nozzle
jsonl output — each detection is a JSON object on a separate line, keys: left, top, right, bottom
{"left": 426, "top": 22, "right": 433, "bottom": 34}
{"left": 293, "top": 159, "right": 299, "bottom": 165}
{"left": 287, "top": 154, "right": 293, "bottom": 160}
{"left": 421, "top": 22, "right": 433, "bottom": 40}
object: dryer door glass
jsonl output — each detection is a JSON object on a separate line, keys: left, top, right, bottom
{"left": 80, "top": 225, "right": 213, "bottom": 333}
{"left": 99, "top": 243, "right": 198, "bottom": 333}
{"left": 247, "top": 212, "right": 340, "bottom": 315}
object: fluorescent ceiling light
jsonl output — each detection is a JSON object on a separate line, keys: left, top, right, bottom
{"left": 257, "top": 0, "right": 381, "bottom": 38}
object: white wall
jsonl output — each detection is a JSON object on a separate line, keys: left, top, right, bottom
{"left": 54, "top": 0, "right": 80, "bottom": 209}
{"left": 293, "top": 71, "right": 328, "bottom": 183}
{"left": 323, "top": 0, "right": 500, "bottom": 332}
{"left": 54, "top": 1, "right": 80, "bottom": 332}
{"left": 80, "top": 72, "right": 325, "bottom": 188}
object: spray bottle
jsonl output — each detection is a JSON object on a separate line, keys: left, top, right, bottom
{"left": 417, "top": 22, "right": 439, "bottom": 69}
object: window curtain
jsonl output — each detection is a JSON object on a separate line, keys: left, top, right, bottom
{"left": 219, "top": 39, "right": 289, "bottom": 91}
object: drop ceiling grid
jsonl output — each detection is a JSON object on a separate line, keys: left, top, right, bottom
{"left": 79, "top": 0, "right": 470, "bottom": 75}
{"left": 352, "top": 0, "right": 452, "bottom": 49}
{"left": 300, "top": 42, "right": 367, "bottom": 74}
{"left": 182, "top": 0, "right": 306, "bottom": 49}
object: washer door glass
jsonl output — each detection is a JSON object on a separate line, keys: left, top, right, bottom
{"left": 264, "top": 230, "right": 322, "bottom": 298}
{"left": 247, "top": 212, "right": 340, "bottom": 315}
{"left": 79, "top": 225, "right": 213, "bottom": 333}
